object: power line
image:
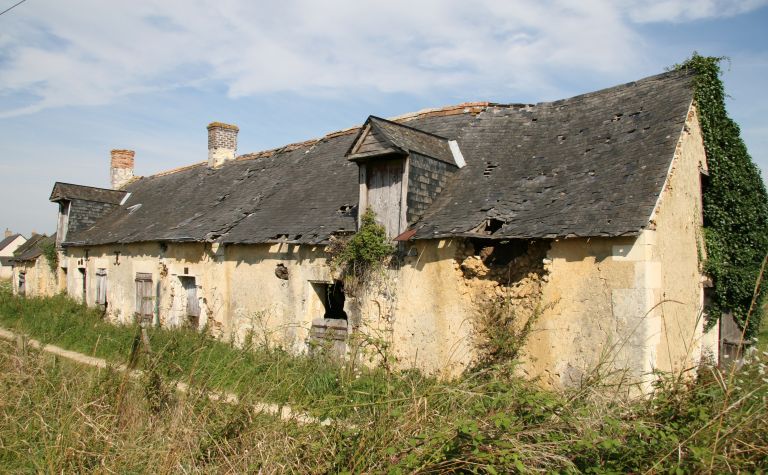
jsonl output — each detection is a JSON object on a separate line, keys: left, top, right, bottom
{"left": 0, "top": 0, "right": 28, "bottom": 17}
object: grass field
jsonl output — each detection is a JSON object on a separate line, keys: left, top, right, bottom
{"left": 0, "top": 284, "right": 766, "bottom": 473}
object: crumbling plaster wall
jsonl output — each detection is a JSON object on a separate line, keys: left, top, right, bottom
{"left": 12, "top": 258, "right": 58, "bottom": 297}
{"left": 61, "top": 243, "right": 228, "bottom": 331}
{"left": 225, "top": 243, "right": 334, "bottom": 353}
{"left": 524, "top": 104, "right": 712, "bottom": 392}
{"left": 650, "top": 104, "right": 715, "bottom": 373}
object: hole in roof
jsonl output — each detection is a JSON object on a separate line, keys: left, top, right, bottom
{"left": 611, "top": 113, "right": 623, "bottom": 122}
{"left": 557, "top": 135, "right": 566, "bottom": 143}
{"left": 627, "top": 128, "right": 637, "bottom": 134}
{"left": 483, "top": 218, "right": 504, "bottom": 235}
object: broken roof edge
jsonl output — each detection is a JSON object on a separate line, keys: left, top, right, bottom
{"left": 407, "top": 228, "right": 645, "bottom": 241}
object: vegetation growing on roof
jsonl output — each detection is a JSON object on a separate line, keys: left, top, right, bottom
{"left": 677, "top": 54, "right": 768, "bottom": 337}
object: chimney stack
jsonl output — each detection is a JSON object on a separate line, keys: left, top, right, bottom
{"left": 207, "top": 122, "right": 239, "bottom": 168}
{"left": 110, "top": 149, "right": 135, "bottom": 190}
{"left": 4, "top": 228, "right": 12, "bottom": 238}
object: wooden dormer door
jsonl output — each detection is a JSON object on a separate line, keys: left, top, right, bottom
{"left": 366, "top": 158, "right": 404, "bottom": 238}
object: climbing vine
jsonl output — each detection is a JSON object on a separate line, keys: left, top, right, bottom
{"left": 677, "top": 54, "right": 768, "bottom": 337}
{"left": 328, "top": 208, "right": 394, "bottom": 283}
{"left": 40, "top": 241, "right": 59, "bottom": 273}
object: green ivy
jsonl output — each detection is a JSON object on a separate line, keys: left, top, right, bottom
{"left": 40, "top": 241, "right": 59, "bottom": 273}
{"left": 677, "top": 54, "right": 768, "bottom": 337}
{"left": 334, "top": 208, "right": 394, "bottom": 270}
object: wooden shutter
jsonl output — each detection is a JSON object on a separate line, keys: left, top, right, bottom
{"left": 135, "top": 273, "right": 153, "bottom": 322}
{"left": 366, "top": 159, "right": 403, "bottom": 238}
{"left": 183, "top": 278, "right": 200, "bottom": 317}
{"left": 95, "top": 269, "right": 107, "bottom": 306}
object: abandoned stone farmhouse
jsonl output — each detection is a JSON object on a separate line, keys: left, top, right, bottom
{"left": 14, "top": 69, "right": 722, "bottom": 390}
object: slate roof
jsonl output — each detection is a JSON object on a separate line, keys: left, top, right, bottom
{"left": 410, "top": 70, "right": 694, "bottom": 239}
{"left": 62, "top": 69, "right": 694, "bottom": 246}
{"left": 0, "top": 234, "right": 22, "bottom": 252}
{"left": 11, "top": 234, "right": 51, "bottom": 262}
{"left": 50, "top": 183, "right": 127, "bottom": 204}
{"left": 348, "top": 116, "right": 458, "bottom": 166}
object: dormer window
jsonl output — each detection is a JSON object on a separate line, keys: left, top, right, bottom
{"left": 346, "top": 116, "right": 465, "bottom": 238}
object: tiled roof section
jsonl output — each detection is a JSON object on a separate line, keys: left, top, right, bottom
{"left": 348, "top": 117, "right": 456, "bottom": 166}
{"left": 66, "top": 134, "right": 360, "bottom": 246}
{"left": 410, "top": 70, "right": 695, "bottom": 239}
{"left": 11, "top": 234, "right": 51, "bottom": 262}
{"left": 50, "top": 182, "right": 127, "bottom": 204}
{"left": 0, "top": 234, "right": 22, "bottom": 252}
{"left": 62, "top": 69, "right": 694, "bottom": 246}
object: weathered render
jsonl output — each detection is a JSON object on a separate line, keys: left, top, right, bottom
{"left": 24, "top": 69, "right": 721, "bottom": 389}
{"left": 10, "top": 235, "right": 58, "bottom": 297}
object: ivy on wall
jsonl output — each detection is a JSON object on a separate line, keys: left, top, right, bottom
{"left": 40, "top": 241, "right": 59, "bottom": 273}
{"left": 678, "top": 54, "right": 768, "bottom": 337}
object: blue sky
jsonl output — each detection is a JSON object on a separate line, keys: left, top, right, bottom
{"left": 1, "top": 0, "right": 767, "bottom": 236}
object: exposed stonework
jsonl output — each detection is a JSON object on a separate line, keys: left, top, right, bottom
{"left": 207, "top": 122, "right": 239, "bottom": 168}
{"left": 454, "top": 239, "right": 550, "bottom": 364}
{"left": 110, "top": 149, "right": 134, "bottom": 190}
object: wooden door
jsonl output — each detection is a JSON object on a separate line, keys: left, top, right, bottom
{"left": 95, "top": 269, "right": 107, "bottom": 308}
{"left": 183, "top": 277, "right": 200, "bottom": 318}
{"left": 366, "top": 159, "right": 403, "bottom": 238}
{"left": 135, "top": 273, "right": 153, "bottom": 323}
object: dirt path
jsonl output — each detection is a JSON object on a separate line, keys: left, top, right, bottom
{"left": 0, "top": 326, "right": 330, "bottom": 426}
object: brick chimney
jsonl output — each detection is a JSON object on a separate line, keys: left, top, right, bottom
{"left": 207, "top": 122, "right": 239, "bottom": 168}
{"left": 110, "top": 149, "right": 135, "bottom": 190}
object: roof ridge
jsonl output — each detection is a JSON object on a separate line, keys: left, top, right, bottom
{"left": 152, "top": 161, "right": 207, "bottom": 178}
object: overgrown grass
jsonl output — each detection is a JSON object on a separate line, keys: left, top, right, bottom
{"left": 0, "top": 287, "right": 421, "bottom": 418}
{"left": 1, "top": 286, "right": 767, "bottom": 473}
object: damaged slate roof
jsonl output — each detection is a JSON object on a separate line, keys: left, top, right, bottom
{"left": 11, "top": 234, "right": 51, "bottom": 262}
{"left": 50, "top": 183, "right": 127, "bottom": 204}
{"left": 63, "top": 69, "right": 694, "bottom": 246}
{"left": 411, "top": 69, "right": 695, "bottom": 239}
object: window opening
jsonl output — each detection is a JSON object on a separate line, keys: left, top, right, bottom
{"left": 312, "top": 280, "right": 347, "bottom": 320}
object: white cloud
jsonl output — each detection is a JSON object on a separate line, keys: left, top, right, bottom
{"left": 0, "top": 0, "right": 765, "bottom": 117}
